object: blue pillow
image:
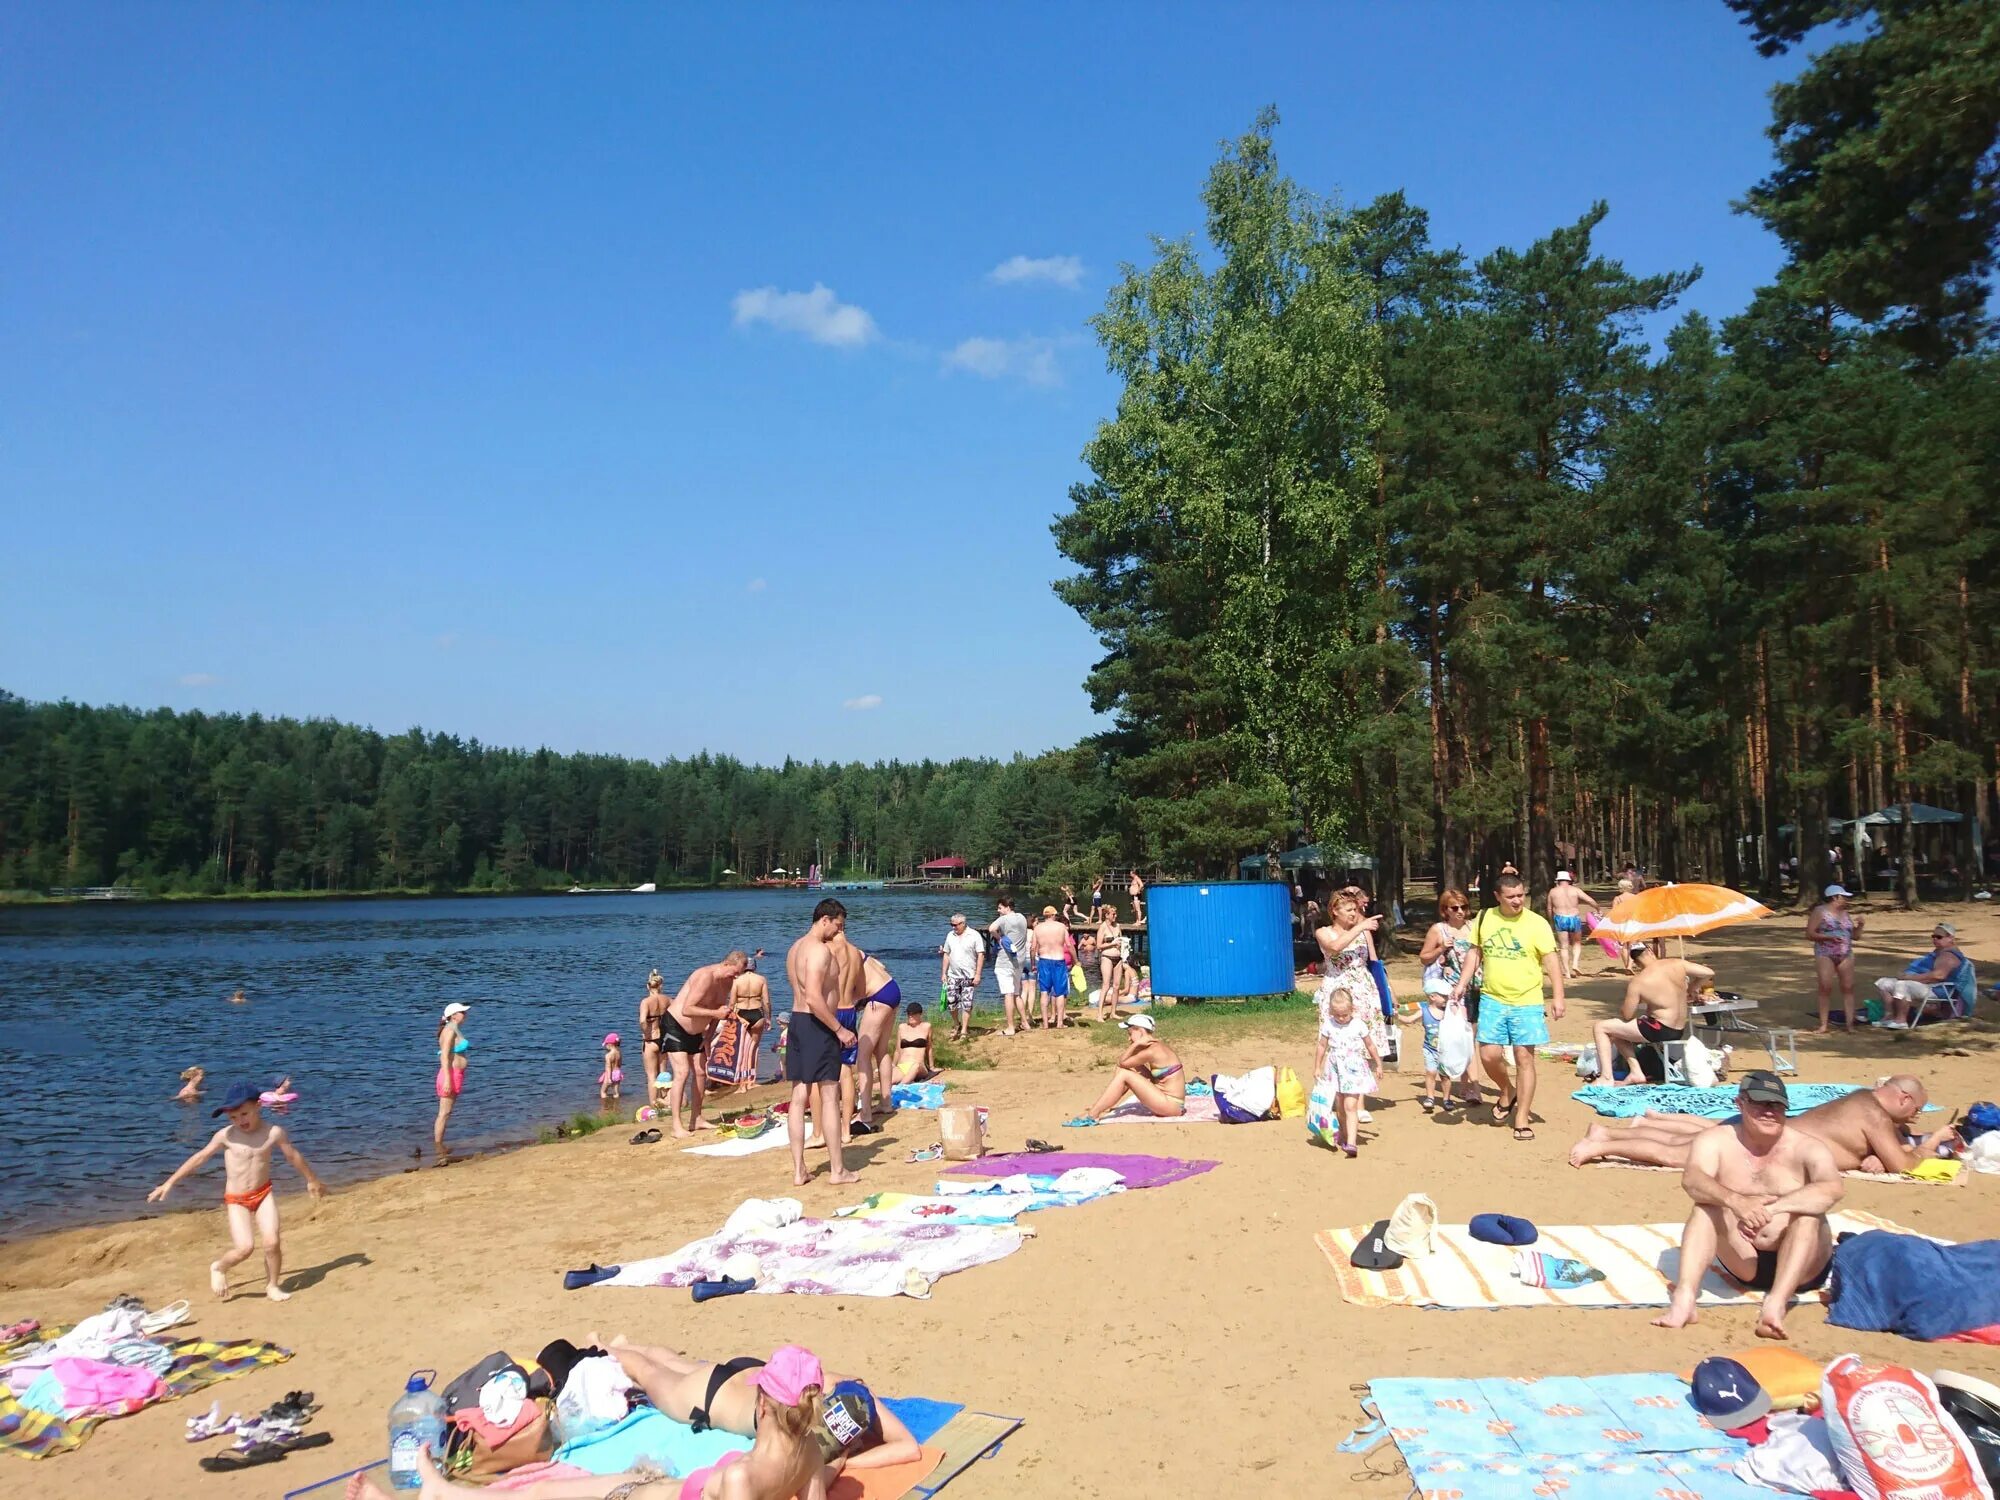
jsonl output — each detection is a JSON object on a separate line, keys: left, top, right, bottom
{"left": 1468, "top": 1212, "right": 1537, "bottom": 1246}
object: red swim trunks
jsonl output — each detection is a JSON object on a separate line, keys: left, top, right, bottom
{"left": 224, "top": 1182, "right": 273, "bottom": 1211}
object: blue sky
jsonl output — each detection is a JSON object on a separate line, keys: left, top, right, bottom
{"left": 6, "top": 3, "right": 1800, "bottom": 765}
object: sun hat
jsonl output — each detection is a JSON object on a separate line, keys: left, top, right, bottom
{"left": 753, "top": 1346, "right": 824, "bottom": 1406}
{"left": 1824, "top": 883, "right": 1852, "bottom": 899}
{"left": 1738, "top": 1069, "right": 1789, "bottom": 1106}
{"left": 603, "top": 1032, "right": 620, "bottom": 1046}
{"left": 1555, "top": 870, "right": 1573, "bottom": 882}
{"left": 1119, "top": 1015, "right": 1156, "bottom": 1032}
{"left": 442, "top": 1002, "right": 471, "bottom": 1019}
{"left": 1691, "top": 1356, "right": 1772, "bottom": 1429}
{"left": 211, "top": 1081, "right": 260, "bottom": 1116}
{"left": 1384, "top": 1193, "right": 1438, "bottom": 1258}
{"left": 1349, "top": 1218, "right": 1405, "bottom": 1271}
{"left": 1468, "top": 1212, "right": 1538, "bottom": 1246}
{"left": 814, "top": 1383, "right": 878, "bottom": 1460}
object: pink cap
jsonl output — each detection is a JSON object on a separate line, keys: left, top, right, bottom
{"left": 754, "top": 1345, "right": 824, "bottom": 1406}
{"left": 603, "top": 1032, "right": 620, "bottom": 1046}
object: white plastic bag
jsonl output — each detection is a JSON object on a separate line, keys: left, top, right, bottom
{"left": 1821, "top": 1354, "right": 1995, "bottom": 1500}
{"left": 1306, "top": 1077, "right": 1340, "bottom": 1142}
{"left": 1435, "top": 999, "right": 1473, "bottom": 1078}
{"left": 1684, "top": 1034, "right": 1720, "bottom": 1089}
{"left": 1213, "top": 1065, "right": 1277, "bottom": 1120}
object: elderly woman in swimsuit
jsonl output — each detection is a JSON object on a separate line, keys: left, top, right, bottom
{"left": 1805, "top": 883, "right": 1863, "bottom": 1034}
{"left": 1066, "top": 1014, "right": 1185, "bottom": 1126}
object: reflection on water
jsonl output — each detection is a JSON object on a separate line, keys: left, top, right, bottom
{"left": 0, "top": 889, "right": 976, "bottom": 1238}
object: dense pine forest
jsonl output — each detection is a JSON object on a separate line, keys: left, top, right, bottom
{"left": 10, "top": 2, "right": 2000, "bottom": 910}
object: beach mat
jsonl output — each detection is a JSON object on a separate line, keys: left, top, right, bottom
{"left": 1589, "top": 1159, "right": 1965, "bottom": 1186}
{"left": 1366, "top": 1373, "right": 1766, "bottom": 1500}
{"left": 902, "top": 1410, "right": 1023, "bottom": 1498}
{"left": 1100, "top": 1094, "right": 1220, "bottom": 1124}
{"left": 600, "top": 1216, "right": 1026, "bottom": 1296}
{"left": 1572, "top": 1082, "right": 1861, "bottom": 1119}
{"left": 944, "top": 1151, "right": 1216, "bottom": 1189}
{"left": 683, "top": 1127, "right": 790, "bottom": 1157}
{"left": 1315, "top": 1209, "right": 1913, "bottom": 1309}
{"left": 0, "top": 1332, "right": 291, "bottom": 1460}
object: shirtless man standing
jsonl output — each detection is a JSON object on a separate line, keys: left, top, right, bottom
{"left": 1572, "top": 1074, "right": 1956, "bottom": 1173}
{"left": 826, "top": 928, "right": 868, "bottom": 1141}
{"left": 1653, "top": 1070, "right": 1843, "bottom": 1340}
{"left": 1031, "top": 905, "right": 1072, "bottom": 1029}
{"left": 785, "top": 899, "right": 859, "bottom": 1186}
{"left": 1591, "top": 944, "right": 1709, "bottom": 1085}
{"left": 659, "top": 952, "right": 749, "bottom": 1137}
{"left": 1545, "top": 871, "right": 1600, "bottom": 981}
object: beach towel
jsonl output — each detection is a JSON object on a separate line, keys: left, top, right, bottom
{"left": 943, "top": 1152, "right": 1217, "bottom": 1191}
{"left": 1316, "top": 1210, "right": 1913, "bottom": 1310}
{"left": 1573, "top": 1081, "right": 1862, "bottom": 1119}
{"left": 683, "top": 1128, "right": 791, "bottom": 1158}
{"left": 1365, "top": 1373, "right": 1768, "bottom": 1500}
{"left": 891, "top": 1082, "right": 947, "bottom": 1109}
{"left": 1099, "top": 1094, "right": 1220, "bottom": 1124}
{"left": 1590, "top": 1159, "right": 1966, "bottom": 1186}
{"left": 0, "top": 1331, "right": 290, "bottom": 1461}
{"left": 1826, "top": 1231, "right": 2000, "bottom": 1340}
{"left": 704, "top": 1018, "right": 756, "bottom": 1086}
{"left": 599, "top": 1217, "right": 1026, "bottom": 1298}
{"left": 835, "top": 1191, "right": 1060, "bottom": 1226}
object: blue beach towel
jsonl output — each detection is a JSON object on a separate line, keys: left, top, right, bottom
{"left": 891, "top": 1082, "right": 946, "bottom": 1109}
{"left": 1827, "top": 1230, "right": 2000, "bottom": 1340}
{"left": 555, "top": 1396, "right": 963, "bottom": 1476}
{"left": 1572, "top": 1082, "right": 1861, "bottom": 1120}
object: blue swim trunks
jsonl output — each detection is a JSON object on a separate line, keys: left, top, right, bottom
{"left": 837, "top": 1006, "right": 859, "bottom": 1066}
{"left": 1552, "top": 914, "right": 1583, "bottom": 935}
{"left": 1036, "top": 957, "right": 1070, "bottom": 997}
{"left": 1476, "top": 1002, "right": 1549, "bottom": 1049}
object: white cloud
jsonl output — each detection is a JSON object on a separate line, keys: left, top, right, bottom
{"left": 731, "top": 283, "right": 878, "bottom": 347}
{"left": 842, "top": 694, "right": 883, "bottom": 711}
{"left": 942, "top": 335, "right": 1063, "bottom": 388}
{"left": 746, "top": 577, "right": 767, "bottom": 594}
{"left": 988, "top": 254, "right": 1084, "bottom": 289}
{"left": 178, "top": 672, "right": 219, "bottom": 688}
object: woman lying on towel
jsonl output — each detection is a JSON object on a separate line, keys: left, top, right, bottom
{"left": 1065, "top": 1014, "right": 1186, "bottom": 1126}
{"left": 597, "top": 1335, "right": 920, "bottom": 1472}
{"left": 351, "top": 1345, "right": 886, "bottom": 1499}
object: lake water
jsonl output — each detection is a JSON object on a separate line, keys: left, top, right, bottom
{"left": 0, "top": 889, "right": 988, "bottom": 1239}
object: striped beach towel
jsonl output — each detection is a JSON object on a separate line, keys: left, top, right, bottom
{"left": 1314, "top": 1209, "right": 1916, "bottom": 1309}
{"left": 0, "top": 1332, "right": 291, "bottom": 1460}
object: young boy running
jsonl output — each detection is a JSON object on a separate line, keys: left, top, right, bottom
{"left": 149, "top": 1080, "right": 328, "bottom": 1300}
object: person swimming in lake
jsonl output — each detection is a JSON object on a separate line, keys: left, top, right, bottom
{"left": 149, "top": 1081, "right": 327, "bottom": 1301}
{"left": 175, "top": 1066, "right": 205, "bottom": 1102}
{"left": 228, "top": 988, "right": 247, "bottom": 1005}
{"left": 1065, "top": 1014, "right": 1185, "bottom": 1125}
{"left": 892, "top": 1001, "right": 935, "bottom": 1083}
{"left": 599, "top": 1033, "right": 623, "bottom": 1105}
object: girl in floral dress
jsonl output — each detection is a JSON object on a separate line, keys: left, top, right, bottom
{"left": 1315, "top": 986, "right": 1380, "bottom": 1157}
{"left": 1315, "top": 894, "right": 1387, "bottom": 1111}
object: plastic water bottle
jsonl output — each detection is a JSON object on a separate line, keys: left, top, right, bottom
{"left": 387, "top": 1370, "right": 444, "bottom": 1491}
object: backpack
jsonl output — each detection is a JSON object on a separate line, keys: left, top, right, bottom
{"left": 1962, "top": 1102, "right": 2000, "bottom": 1143}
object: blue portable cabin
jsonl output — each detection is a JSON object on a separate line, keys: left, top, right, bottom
{"left": 1146, "top": 880, "right": 1294, "bottom": 998}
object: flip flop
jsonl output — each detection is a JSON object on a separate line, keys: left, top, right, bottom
{"left": 1062, "top": 1116, "right": 1099, "bottom": 1128}
{"left": 906, "top": 1144, "right": 943, "bottom": 1163}
{"left": 198, "top": 1431, "right": 333, "bottom": 1471}
{"left": 1513, "top": 1127, "right": 1536, "bottom": 1142}
{"left": 0, "top": 1320, "right": 39, "bottom": 1343}
{"left": 628, "top": 1128, "right": 662, "bottom": 1145}
{"left": 1022, "top": 1139, "right": 1064, "bottom": 1154}
{"left": 141, "top": 1299, "right": 192, "bottom": 1334}
{"left": 1492, "top": 1099, "right": 1515, "bottom": 1124}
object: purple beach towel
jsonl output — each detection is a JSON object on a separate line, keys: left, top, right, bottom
{"left": 943, "top": 1151, "right": 1217, "bottom": 1190}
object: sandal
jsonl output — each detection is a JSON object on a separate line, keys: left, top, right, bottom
{"left": 905, "top": 1144, "right": 944, "bottom": 1163}
{"left": 628, "top": 1128, "right": 662, "bottom": 1145}
{"left": 1419, "top": 1097, "right": 1436, "bottom": 1114}
{"left": 0, "top": 1320, "right": 39, "bottom": 1344}
{"left": 141, "top": 1298, "right": 192, "bottom": 1335}
{"left": 1022, "top": 1139, "right": 1064, "bottom": 1154}
{"left": 1513, "top": 1127, "right": 1536, "bottom": 1142}
{"left": 1062, "top": 1116, "right": 1099, "bottom": 1128}
{"left": 198, "top": 1431, "right": 333, "bottom": 1471}
{"left": 1492, "top": 1099, "right": 1515, "bottom": 1124}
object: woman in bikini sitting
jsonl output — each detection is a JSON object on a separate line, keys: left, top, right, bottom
{"left": 1066, "top": 1013, "right": 1185, "bottom": 1125}
{"left": 892, "top": 1001, "right": 935, "bottom": 1084}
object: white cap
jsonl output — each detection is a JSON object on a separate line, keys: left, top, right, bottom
{"left": 1555, "top": 870, "right": 1572, "bottom": 882}
{"left": 442, "top": 1002, "right": 470, "bottom": 1019}
{"left": 1824, "top": 884, "right": 1852, "bottom": 899}
{"left": 1119, "top": 1014, "right": 1156, "bottom": 1032}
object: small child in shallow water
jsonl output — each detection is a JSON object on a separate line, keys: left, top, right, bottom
{"left": 600, "top": 1033, "right": 624, "bottom": 1104}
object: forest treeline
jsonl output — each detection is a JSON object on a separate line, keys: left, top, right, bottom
{"left": 0, "top": 693, "right": 1119, "bottom": 895}
{"left": 1056, "top": 1, "right": 2000, "bottom": 910}
{"left": 9, "top": 2, "right": 1999, "bottom": 910}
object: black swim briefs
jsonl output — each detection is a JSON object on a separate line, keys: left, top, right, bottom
{"left": 1745, "top": 1245, "right": 1832, "bottom": 1294}
{"left": 657, "top": 1009, "right": 704, "bottom": 1054}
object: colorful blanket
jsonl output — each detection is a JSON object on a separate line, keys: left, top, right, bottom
{"left": 944, "top": 1151, "right": 1217, "bottom": 1190}
{"left": 598, "top": 1216, "right": 1026, "bottom": 1297}
{"left": 1366, "top": 1373, "right": 1768, "bottom": 1500}
{"left": 1316, "top": 1210, "right": 1912, "bottom": 1310}
{"left": 1572, "top": 1082, "right": 1860, "bottom": 1119}
{"left": 704, "top": 1018, "right": 758, "bottom": 1086}
{"left": 0, "top": 1332, "right": 290, "bottom": 1460}
{"left": 890, "top": 1082, "right": 946, "bottom": 1109}
{"left": 1100, "top": 1094, "right": 1220, "bottom": 1124}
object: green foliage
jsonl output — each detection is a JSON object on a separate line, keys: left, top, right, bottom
{"left": 932, "top": 1038, "right": 996, "bottom": 1072}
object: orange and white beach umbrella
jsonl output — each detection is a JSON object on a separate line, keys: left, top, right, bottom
{"left": 1593, "top": 883, "right": 1773, "bottom": 944}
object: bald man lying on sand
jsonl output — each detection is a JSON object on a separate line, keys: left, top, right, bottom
{"left": 1569, "top": 1075, "right": 1960, "bottom": 1173}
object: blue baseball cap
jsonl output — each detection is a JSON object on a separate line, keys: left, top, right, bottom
{"left": 211, "top": 1081, "right": 260, "bottom": 1116}
{"left": 1691, "top": 1357, "right": 1771, "bottom": 1429}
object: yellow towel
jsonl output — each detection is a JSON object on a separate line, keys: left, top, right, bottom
{"left": 1907, "top": 1157, "right": 1962, "bottom": 1183}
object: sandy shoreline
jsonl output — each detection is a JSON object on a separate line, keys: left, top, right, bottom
{"left": 7, "top": 899, "right": 1999, "bottom": 1498}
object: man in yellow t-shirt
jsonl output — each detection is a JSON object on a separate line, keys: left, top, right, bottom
{"left": 1450, "top": 871, "right": 1566, "bottom": 1141}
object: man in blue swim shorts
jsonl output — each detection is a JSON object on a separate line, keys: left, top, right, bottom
{"left": 1451, "top": 872, "right": 1564, "bottom": 1142}
{"left": 1031, "top": 906, "right": 1073, "bottom": 1030}
{"left": 1545, "top": 869, "right": 1600, "bottom": 982}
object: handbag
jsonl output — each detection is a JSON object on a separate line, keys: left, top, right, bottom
{"left": 1276, "top": 1066, "right": 1307, "bottom": 1119}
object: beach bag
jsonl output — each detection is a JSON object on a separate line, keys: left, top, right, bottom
{"left": 1822, "top": 1354, "right": 1995, "bottom": 1500}
{"left": 1683, "top": 1033, "right": 1721, "bottom": 1089}
{"left": 1435, "top": 1000, "right": 1473, "bottom": 1079}
{"left": 1575, "top": 1050, "right": 1602, "bottom": 1079}
{"left": 939, "top": 1104, "right": 988, "bottom": 1160}
{"left": 1384, "top": 1193, "right": 1437, "bottom": 1259}
{"left": 1276, "top": 1066, "right": 1307, "bottom": 1119}
{"left": 448, "top": 1398, "right": 554, "bottom": 1481}
{"left": 1961, "top": 1102, "right": 2000, "bottom": 1144}
{"left": 1213, "top": 1067, "right": 1276, "bottom": 1123}
{"left": 1070, "top": 962, "right": 1089, "bottom": 996}
{"left": 1306, "top": 1078, "right": 1339, "bottom": 1143}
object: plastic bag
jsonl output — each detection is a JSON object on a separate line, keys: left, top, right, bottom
{"left": 1213, "top": 1066, "right": 1276, "bottom": 1123}
{"left": 1276, "top": 1066, "right": 1307, "bottom": 1119}
{"left": 1435, "top": 999, "right": 1473, "bottom": 1078}
{"left": 1306, "top": 1077, "right": 1340, "bottom": 1143}
{"left": 1822, "top": 1353, "right": 1995, "bottom": 1500}
{"left": 1684, "top": 1034, "right": 1719, "bottom": 1089}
